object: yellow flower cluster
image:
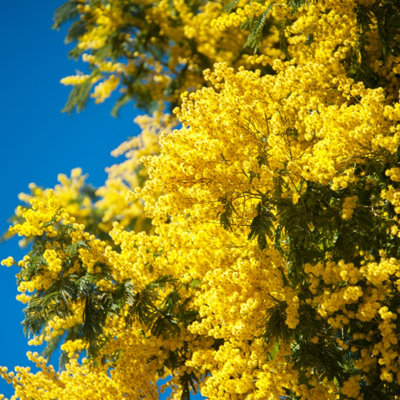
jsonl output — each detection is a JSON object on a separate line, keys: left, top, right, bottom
{"left": 60, "top": 74, "right": 91, "bottom": 86}
{"left": 91, "top": 74, "right": 120, "bottom": 104}
{"left": 342, "top": 195, "right": 358, "bottom": 220}
{"left": 1, "top": 257, "right": 14, "bottom": 267}
{"left": 10, "top": 189, "right": 61, "bottom": 238}
{"left": 96, "top": 111, "right": 173, "bottom": 231}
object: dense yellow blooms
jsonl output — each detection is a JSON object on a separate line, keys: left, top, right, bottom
{"left": 5, "top": 0, "right": 400, "bottom": 399}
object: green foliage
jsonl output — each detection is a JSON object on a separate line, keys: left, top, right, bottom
{"left": 372, "top": 0, "right": 400, "bottom": 61}
{"left": 52, "top": 0, "right": 81, "bottom": 30}
{"left": 242, "top": 4, "right": 274, "bottom": 52}
{"left": 287, "top": 0, "right": 308, "bottom": 13}
{"left": 221, "top": 0, "right": 241, "bottom": 13}
{"left": 347, "top": 1, "right": 400, "bottom": 91}
{"left": 265, "top": 301, "right": 292, "bottom": 343}
{"left": 62, "top": 77, "right": 95, "bottom": 114}
{"left": 218, "top": 195, "right": 237, "bottom": 230}
{"left": 248, "top": 196, "right": 275, "bottom": 250}
{"left": 158, "top": 341, "right": 201, "bottom": 399}
{"left": 20, "top": 220, "right": 112, "bottom": 355}
{"left": 110, "top": 93, "right": 132, "bottom": 117}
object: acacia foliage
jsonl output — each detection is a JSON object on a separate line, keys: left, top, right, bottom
{"left": 3, "top": 1, "right": 400, "bottom": 399}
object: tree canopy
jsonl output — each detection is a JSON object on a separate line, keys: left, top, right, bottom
{"left": 3, "top": 0, "right": 400, "bottom": 399}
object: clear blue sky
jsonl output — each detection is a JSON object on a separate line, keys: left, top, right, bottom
{"left": 0, "top": 0, "right": 143, "bottom": 397}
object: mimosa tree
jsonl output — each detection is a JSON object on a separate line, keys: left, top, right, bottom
{"left": 3, "top": 1, "right": 400, "bottom": 399}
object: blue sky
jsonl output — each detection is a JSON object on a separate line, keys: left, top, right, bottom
{"left": 0, "top": 0, "right": 142, "bottom": 397}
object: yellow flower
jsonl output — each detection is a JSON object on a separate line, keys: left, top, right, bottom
{"left": 1, "top": 256, "right": 14, "bottom": 267}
